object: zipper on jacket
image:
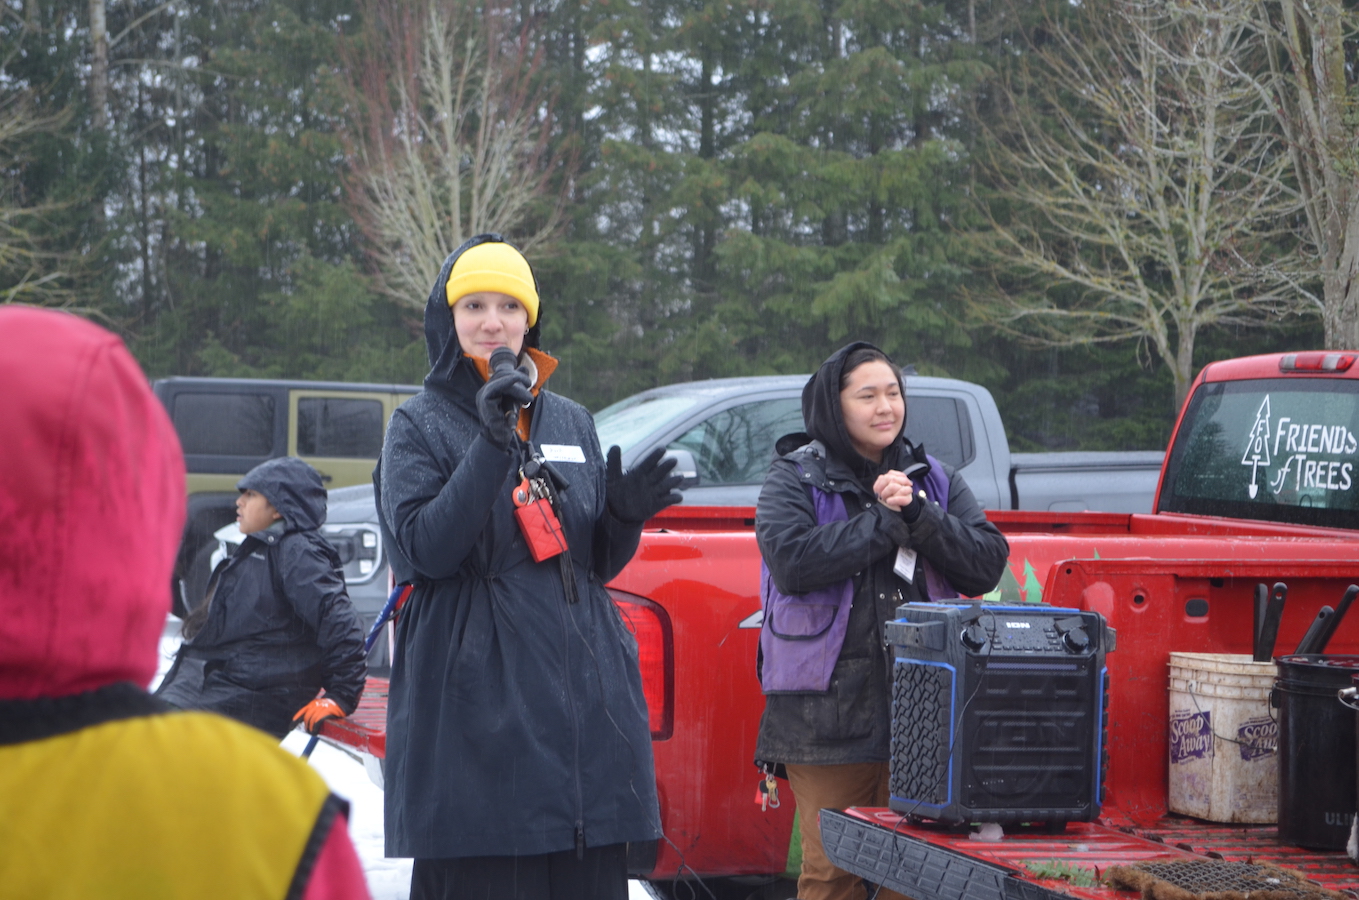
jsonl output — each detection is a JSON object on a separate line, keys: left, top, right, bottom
{"left": 533, "top": 406, "right": 586, "bottom": 851}
{"left": 554, "top": 584, "right": 586, "bottom": 859}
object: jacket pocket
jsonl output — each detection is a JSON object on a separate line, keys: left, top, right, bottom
{"left": 766, "top": 592, "right": 840, "bottom": 640}
{"left": 758, "top": 563, "right": 854, "bottom": 693}
{"left": 804, "top": 656, "right": 877, "bottom": 742}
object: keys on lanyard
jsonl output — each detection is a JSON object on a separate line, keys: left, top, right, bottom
{"left": 754, "top": 773, "right": 780, "bottom": 811}
{"left": 513, "top": 472, "right": 549, "bottom": 507}
{"left": 512, "top": 464, "right": 569, "bottom": 563}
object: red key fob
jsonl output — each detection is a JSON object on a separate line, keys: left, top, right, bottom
{"left": 512, "top": 477, "right": 568, "bottom": 562}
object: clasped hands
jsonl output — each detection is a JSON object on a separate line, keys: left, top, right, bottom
{"left": 873, "top": 470, "right": 918, "bottom": 511}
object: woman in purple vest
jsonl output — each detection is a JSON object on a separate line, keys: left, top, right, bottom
{"left": 754, "top": 341, "right": 1009, "bottom": 900}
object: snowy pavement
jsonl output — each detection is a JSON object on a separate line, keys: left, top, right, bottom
{"left": 155, "top": 617, "right": 654, "bottom": 900}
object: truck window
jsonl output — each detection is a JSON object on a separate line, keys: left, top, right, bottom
{"left": 905, "top": 396, "right": 973, "bottom": 469}
{"left": 172, "top": 393, "right": 274, "bottom": 456}
{"left": 297, "top": 398, "right": 384, "bottom": 458}
{"left": 1160, "top": 378, "right": 1359, "bottom": 529}
{"left": 670, "top": 399, "right": 804, "bottom": 485}
{"left": 594, "top": 394, "right": 705, "bottom": 454}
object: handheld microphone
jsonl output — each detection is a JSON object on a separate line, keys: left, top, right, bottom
{"left": 488, "top": 346, "right": 525, "bottom": 417}
{"left": 489, "top": 346, "right": 519, "bottom": 379}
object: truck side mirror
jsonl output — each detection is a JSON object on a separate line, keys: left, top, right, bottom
{"left": 664, "top": 448, "right": 700, "bottom": 489}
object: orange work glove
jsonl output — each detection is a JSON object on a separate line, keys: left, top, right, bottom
{"left": 293, "top": 698, "right": 345, "bottom": 734}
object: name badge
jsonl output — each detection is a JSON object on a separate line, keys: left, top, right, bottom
{"left": 894, "top": 547, "right": 917, "bottom": 583}
{"left": 540, "top": 444, "right": 587, "bottom": 464}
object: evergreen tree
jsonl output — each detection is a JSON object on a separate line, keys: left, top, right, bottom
{"left": 111, "top": 0, "right": 424, "bottom": 383}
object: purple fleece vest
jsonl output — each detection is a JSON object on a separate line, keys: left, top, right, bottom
{"left": 758, "top": 456, "right": 953, "bottom": 693}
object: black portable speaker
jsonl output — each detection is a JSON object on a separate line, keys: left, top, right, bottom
{"left": 886, "top": 602, "right": 1112, "bottom": 827}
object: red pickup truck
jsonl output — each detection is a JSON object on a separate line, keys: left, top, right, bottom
{"left": 322, "top": 350, "right": 1359, "bottom": 899}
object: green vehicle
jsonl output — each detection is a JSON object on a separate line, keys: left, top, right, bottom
{"left": 153, "top": 377, "right": 419, "bottom": 617}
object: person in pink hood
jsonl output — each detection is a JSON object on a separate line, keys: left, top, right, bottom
{"left": 0, "top": 307, "right": 372, "bottom": 900}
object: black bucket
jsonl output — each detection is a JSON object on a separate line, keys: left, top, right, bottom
{"left": 1273, "top": 655, "right": 1359, "bottom": 849}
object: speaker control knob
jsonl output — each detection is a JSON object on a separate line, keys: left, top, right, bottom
{"left": 961, "top": 623, "right": 988, "bottom": 652}
{"left": 1063, "top": 627, "right": 1090, "bottom": 653}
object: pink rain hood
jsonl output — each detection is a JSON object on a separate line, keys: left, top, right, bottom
{"left": 0, "top": 308, "right": 185, "bottom": 699}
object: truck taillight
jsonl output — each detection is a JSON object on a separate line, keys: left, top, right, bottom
{"left": 610, "top": 590, "right": 674, "bottom": 740}
{"left": 1280, "top": 352, "right": 1356, "bottom": 373}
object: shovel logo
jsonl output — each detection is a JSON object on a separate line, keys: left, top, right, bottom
{"left": 1241, "top": 396, "right": 1271, "bottom": 499}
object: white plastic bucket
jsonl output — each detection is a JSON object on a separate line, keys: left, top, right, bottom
{"left": 1167, "top": 652, "right": 1277, "bottom": 823}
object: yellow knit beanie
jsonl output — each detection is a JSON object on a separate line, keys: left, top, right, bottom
{"left": 444, "top": 242, "right": 540, "bottom": 326}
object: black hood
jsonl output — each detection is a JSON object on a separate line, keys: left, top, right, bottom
{"left": 801, "top": 341, "right": 909, "bottom": 483}
{"left": 236, "top": 457, "right": 326, "bottom": 532}
{"left": 423, "top": 233, "right": 541, "bottom": 399}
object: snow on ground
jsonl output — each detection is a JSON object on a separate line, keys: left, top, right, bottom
{"left": 156, "top": 617, "right": 653, "bottom": 900}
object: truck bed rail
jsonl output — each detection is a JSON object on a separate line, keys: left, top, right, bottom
{"left": 821, "top": 808, "right": 1357, "bottom": 900}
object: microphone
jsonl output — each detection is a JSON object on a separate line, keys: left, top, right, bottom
{"left": 488, "top": 346, "right": 525, "bottom": 417}
{"left": 489, "top": 346, "right": 519, "bottom": 379}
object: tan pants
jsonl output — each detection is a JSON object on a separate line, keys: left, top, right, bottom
{"left": 784, "top": 762, "right": 912, "bottom": 900}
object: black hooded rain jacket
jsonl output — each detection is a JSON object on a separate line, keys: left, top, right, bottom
{"left": 754, "top": 342, "right": 1010, "bottom": 766}
{"left": 157, "top": 456, "right": 367, "bottom": 739}
{"left": 376, "top": 243, "right": 660, "bottom": 860}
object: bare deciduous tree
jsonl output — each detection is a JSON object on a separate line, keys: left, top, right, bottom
{"left": 1251, "top": 0, "right": 1359, "bottom": 349}
{"left": 0, "top": 93, "right": 84, "bottom": 309}
{"left": 977, "top": 0, "right": 1309, "bottom": 410}
{"left": 338, "top": 0, "right": 564, "bottom": 307}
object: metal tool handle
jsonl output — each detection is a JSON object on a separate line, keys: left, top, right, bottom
{"left": 1255, "top": 582, "right": 1287, "bottom": 661}
{"left": 1294, "top": 606, "right": 1334, "bottom": 655}
{"left": 1313, "top": 584, "right": 1358, "bottom": 655}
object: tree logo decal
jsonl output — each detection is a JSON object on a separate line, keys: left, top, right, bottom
{"left": 1241, "top": 396, "right": 1271, "bottom": 499}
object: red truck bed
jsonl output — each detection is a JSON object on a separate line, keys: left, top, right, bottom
{"left": 821, "top": 808, "right": 1357, "bottom": 898}
{"left": 321, "top": 676, "right": 387, "bottom": 758}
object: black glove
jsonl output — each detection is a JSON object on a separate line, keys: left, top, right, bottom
{"left": 476, "top": 367, "right": 533, "bottom": 450}
{"left": 606, "top": 445, "right": 683, "bottom": 524}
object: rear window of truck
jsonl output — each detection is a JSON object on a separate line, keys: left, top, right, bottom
{"left": 1160, "top": 377, "right": 1359, "bottom": 529}
{"left": 172, "top": 393, "right": 275, "bottom": 456}
{"left": 297, "top": 397, "right": 384, "bottom": 457}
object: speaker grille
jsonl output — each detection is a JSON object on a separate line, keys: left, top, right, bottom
{"left": 890, "top": 661, "right": 953, "bottom": 807}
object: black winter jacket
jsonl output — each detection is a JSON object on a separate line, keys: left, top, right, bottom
{"left": 377, "top": 243, "right": 660, "bottom": 859}
{"left": 157, "top": 457, "right": 367, "bottom": 739}
{"left": 754, "top": 342, "right": 1010, "bottom": 766}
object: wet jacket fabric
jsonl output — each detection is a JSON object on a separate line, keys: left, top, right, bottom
{"left": 0, "top": 307, "right": 368, "bottom": 900}
{"left": 378, "top": 245, "right": 660, "bottom": 859}
{"left": 158, "top": 457, "right": 367, "bottom": 739}
{"left": 754, "top": 342, "right": 1010, "bottom": 766}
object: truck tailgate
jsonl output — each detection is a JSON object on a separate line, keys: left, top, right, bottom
{"left": 822, "top": 808, "right": 1356, "bottom": 899}
{"left": 320, "top": 676, "right": 388, "bottom": 759}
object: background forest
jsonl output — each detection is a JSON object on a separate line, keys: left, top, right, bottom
{"left": 3, "top": 0, "right": 1353, "bottom": 450}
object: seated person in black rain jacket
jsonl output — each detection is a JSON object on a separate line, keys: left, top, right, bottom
{"left": 158, "top": 456, "right": 367, "bottom": 739}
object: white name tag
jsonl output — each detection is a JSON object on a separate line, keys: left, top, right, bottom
{"left": 540, "top": 444, "right": 587, "bottom": 464}
{"left": 894, "top": 547, "right": 917, "bottom": 583}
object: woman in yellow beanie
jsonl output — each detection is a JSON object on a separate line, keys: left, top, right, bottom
{"left": 375, "top": 234, "right": 683, "bottom": 899}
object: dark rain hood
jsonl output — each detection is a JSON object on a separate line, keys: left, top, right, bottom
{"left": 422, "top": 234, "right": 541, "bottom": 408}
{"left": 802, "top": 340, "right": 910, "bottom": 484}
{"left": 237, "top": 457, "right": 326, "bottom": 532}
